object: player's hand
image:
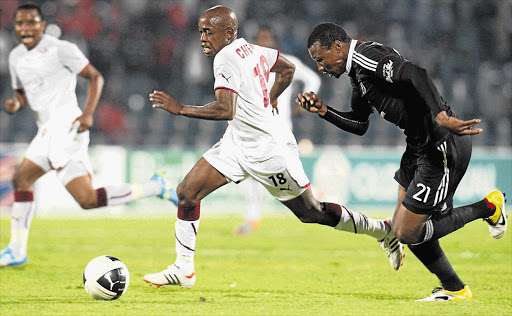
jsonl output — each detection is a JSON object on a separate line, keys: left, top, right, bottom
{"left": 150, "top": 90, "right": 183, "bottom": 115}
{"left": 4, "top": 98, "right": 20, "bottom": 114}
{"left": 271, "top": 99, "right": 279, "bottom": 115}
{"left": 436, "top": 111, "right": 483, "bottom": 135}
{"left": 73, "top": 113, "right": 94, "bottom": 133}
{"left": 296, "top": 92, "right": 327, "bottom": 116}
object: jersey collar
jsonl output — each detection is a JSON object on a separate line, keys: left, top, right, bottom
{"left": 345, "top": 39, "right": 358, "bottom": 74}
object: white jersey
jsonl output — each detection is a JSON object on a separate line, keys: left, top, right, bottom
{"left": 213, "top": 38, "right": 295, "bottom": 161}
{"left": 9, "top": 34, "right": 89, "bottom": 128}
{"left": 269, "top": 54, "right": 321, "bottom": 131}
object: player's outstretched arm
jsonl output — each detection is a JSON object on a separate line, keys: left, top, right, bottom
{"left": 151, "top": 88, "right": 237, "bottom": 121}
{"left": 399, "top": 62, "right": 482, "bottom": 135}
{"left": 435, "top": 111, "right": 483, "bottom": 135}
{"left": 296, "top": 92, "right": 327, "bottom": 115}
{"left": 296, "top": 92, "right": 370, "bottom": 135}
{"left": 4, "top": 89, "right": 28, "bottom": 114}
{"left": 75, "top": 64, "right": 104, "bottom": 133}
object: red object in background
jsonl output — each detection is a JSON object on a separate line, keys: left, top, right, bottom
{"left": 95, "top": 102, "right": 128, "bottom": 141}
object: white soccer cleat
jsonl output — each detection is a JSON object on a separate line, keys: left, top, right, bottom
{"left": 416, "top": 285, "right": 472, "bottom": 301}
{"left": 0, "top": 247, "right": 27, "bottom": 267}
{"left": 378, "top": 220, "right": 404, "bottom": 270}
{"left": 143, "top": 264, "right": 196, "bottom": 289}
{"left": 484, "top": 190, "right": 507, "bottom": 239}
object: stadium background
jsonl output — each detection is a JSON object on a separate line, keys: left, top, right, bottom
{"left": 0, "top": 0, "right": 511, "bottom": 216}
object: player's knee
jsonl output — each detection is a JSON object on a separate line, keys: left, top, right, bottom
{"left": 12, "top": 171, "right": 30, "bottom": 190}
{"left": 393, "top": 227, "right": 420, "bottom": 245}
{"left": 176, "top": 183, "right": 199, "bottom": 205}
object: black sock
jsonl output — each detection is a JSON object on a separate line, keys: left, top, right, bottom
{"left": 408, "top": 240, "right": 464, "bottom": 291}
{"left": 422, "top": 199, "right": 492, "bottom": 242}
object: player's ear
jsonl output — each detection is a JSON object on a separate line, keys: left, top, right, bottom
{"left": 226, "top": 27, "right": 234, "bottom": 41}
{"left": 334, "top": 40, "right": 342, "bottom": 52}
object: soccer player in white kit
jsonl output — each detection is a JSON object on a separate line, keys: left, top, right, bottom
{"left": 1, "top": 4, "right": 176, "bottom": 267}
{"left": 143, "top": 6, "right": 404, "bottom": 289}
{"left": 235, "top": 25, "right": 322, "bottom": 235}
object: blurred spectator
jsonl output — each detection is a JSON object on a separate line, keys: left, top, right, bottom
{"left": 1, "top": 0, "right": 510, "bottom": 147}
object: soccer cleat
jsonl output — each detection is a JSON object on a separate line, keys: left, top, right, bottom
{"left": 151, "top": 171, "right": 178, "bottom": 206}
{"left": 0, "top": 248, "right": 27, "bottom": 267}
{"left": 416, "top": 285, "right": 472, "bottom": 301}
{"left": 378, "top": 220, "right": 405, "bottom": 270}
{"left": 235, "top": 220, "right": 260, "bottom": 235}
{"left": 143, "top": 264, "right": 196, "bottom": 289}
{"left": 484, "top": 190, "right": 507, "bottom": 239}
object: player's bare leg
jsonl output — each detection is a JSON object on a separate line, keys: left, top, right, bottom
{"left": 144, "top": 158, "right": 228, "bottom": 288}
{"left": 65, "top": 172, "right": 166, "bottom": 210}
{"left": 282, "top": 187, "right": 404, "bottom": 270}
{"left": 0, "top": 159, "right": 45, "bottom": 267}
{"left": 392, "top": 184, "right": 467, "bottom": 298}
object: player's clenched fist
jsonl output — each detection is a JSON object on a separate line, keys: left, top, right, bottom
{"left": 296, "top": 92, "right": 327, "bottom": 116}
{"left": 4, "top": 98, "right": 21, "bottom": 114}
{"left": 150, "top": 90, "right": 183, "bottom": 115}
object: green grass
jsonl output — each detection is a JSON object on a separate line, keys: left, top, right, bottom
{"left": 1, "top": 214, "right": 511, "bottom": 315}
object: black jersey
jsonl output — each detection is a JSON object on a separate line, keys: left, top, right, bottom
{"left": 328, "top": 40, "right": 454, "bottom": 148}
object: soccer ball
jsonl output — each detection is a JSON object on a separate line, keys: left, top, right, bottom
{"left": 83, "top": 255, "right": 129, "bottom": 300}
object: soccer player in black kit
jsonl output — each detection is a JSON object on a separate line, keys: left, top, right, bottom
{"left": 296, "top": 22, "right": 507, "bottom": 301}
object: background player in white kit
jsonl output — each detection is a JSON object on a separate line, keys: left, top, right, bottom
{"left": 143, "top": 5, "right": 403, "bottom": 289}
{"left": 1, "top": 4, "right": 177, "bottom": 267}
{"left": 235, "top": 25, "right": 322, "bottom": 235}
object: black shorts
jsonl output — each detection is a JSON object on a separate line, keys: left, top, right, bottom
{"left": 394, "top": 134, "right": 472, "bottom": 215}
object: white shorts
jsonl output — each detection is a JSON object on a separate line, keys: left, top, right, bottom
{"left": 25, "top": 123, "right": 93, "bottom": 186}
{"left": 203, "top": 129, "right": 310, "bottom": 202}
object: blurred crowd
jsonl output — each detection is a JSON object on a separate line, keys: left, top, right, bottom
{"left": 1, "top": 0, "right": 511, "bottom": 148}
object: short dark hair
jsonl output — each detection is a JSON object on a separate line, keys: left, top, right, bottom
{"left": 307, "top": 23, "right": 350, "bottom": 49}
{"left": 14, "top": 3, "right": 45, "bottom": 21}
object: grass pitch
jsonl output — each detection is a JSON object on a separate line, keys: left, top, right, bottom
{"left": 1, "top": 213, "right": 511, "bottom": 315}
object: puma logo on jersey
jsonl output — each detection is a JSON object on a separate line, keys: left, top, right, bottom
{"left": 383, "top": 60, "right": 394, "bottom": 83}
{"left": 221, "top": 74, "right": 231, "bottom": 82}
{"left": 280, "top": 185, "right": 292, "bottom": 191}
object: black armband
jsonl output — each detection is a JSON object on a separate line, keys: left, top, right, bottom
{"left": 320, "top": 106, "right": 369, "bottom": 136}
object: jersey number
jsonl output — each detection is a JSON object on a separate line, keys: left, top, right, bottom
{"left": 269, "top": 173, "right": 287, "bottom": 187}
{"left": 253, "top": 55, "right": 270, "bottom": 107}
{"left": 413, "top": 183, "right": 431, "bottom": 203}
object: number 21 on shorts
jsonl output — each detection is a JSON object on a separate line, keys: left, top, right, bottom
{"left": 413, "top": 183, "right": 431, "bottom": 203}
{"left": 253, "top": 55, "right": 270, "bottom": 107}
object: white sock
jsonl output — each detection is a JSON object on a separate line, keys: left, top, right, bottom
{"left": 334, "top": 206, "right": 389, "bottom": 240}
{"left": 9, "top": 201, "right": 36, "bottom": 256}
{"left": 174, "top": 218, "right": 199, "bottom": 274}
{"left": 245, "top": 178, "right": 262, "bottom": 222}
{"left": 101, "top": 181, "right": 160, "bottom": 206}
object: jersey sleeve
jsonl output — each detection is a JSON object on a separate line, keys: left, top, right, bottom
{"left": 213, "top": 51, "right": 241, "bottom": 94}
{"left": 353, "top": 43, "right": 408, "bottom": 84}
{"left": 8, "top": 52, "right": 22, "bottom": 90}
{"left": 374, "top": 55, "right": 409, "bottom": 84}
{"left": 262, "top": 46, "right": 279, "bottom": 71}
{"left": 56, "top": 40, "right": 90, "bottom": 74}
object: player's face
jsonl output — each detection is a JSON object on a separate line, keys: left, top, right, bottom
{"left": 255, "top": 29, "right": 275, "bottom": 48}
{"left": 198, "top": 16, "right": 229, "bottom": 57}
{"left": 14, "top": 9, "right": 46, "bottom": 50}
{"left": 308, "top": 41, "right": 346, "bottom": 78}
